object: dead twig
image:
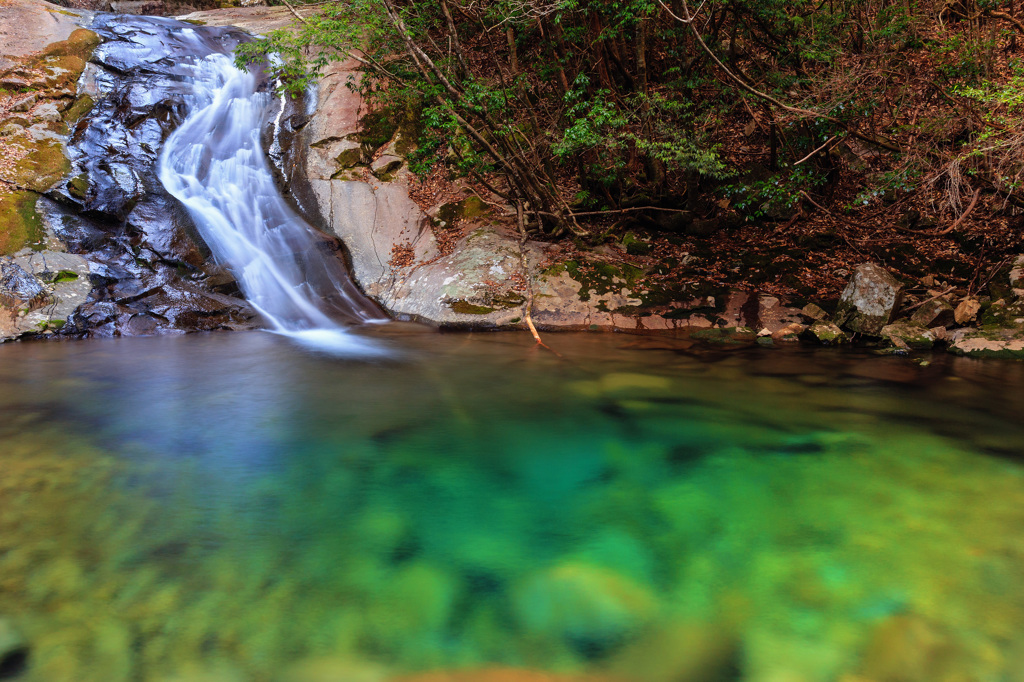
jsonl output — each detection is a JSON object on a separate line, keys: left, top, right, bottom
{"left": 895, "top": 187, "right": 981, "bottom": 236}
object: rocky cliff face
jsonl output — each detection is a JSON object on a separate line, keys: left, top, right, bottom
{"left": 1, "top": 2, "right": 259, "bottom": 341}
{"left": 281, "top": 58, "right": 807, "bottom": 335}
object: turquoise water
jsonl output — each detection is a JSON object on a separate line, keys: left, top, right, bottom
{"left": 2, "top": 328, "right": 1024, "bottom": 682}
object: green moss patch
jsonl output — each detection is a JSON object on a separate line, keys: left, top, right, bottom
{"left": 449, "top": 300, "right": 496, "bottom": 315}
{"left": 0, "top": 190, "right": 45, "bottom": 255}
{"left": 63, "top": 94, "right": 94, "bottom": 124}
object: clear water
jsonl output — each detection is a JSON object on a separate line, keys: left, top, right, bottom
{"left": 2, "top": 329, "right": 1024, "bottom": 682}
{"left": 158, "top": 51, "right": 385, "bottom": 352}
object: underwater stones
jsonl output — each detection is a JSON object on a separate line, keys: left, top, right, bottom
{"left": 879, "top": 321, "right": 935, "bottom": 351}
{"left": 365, "top": 562, "right": 458, "bottom": 659}
{"left": 392, "top": 669, "right": 614, "bottom": 682}
{"left": 278, "top": 658, "right": 388, "bottom": 682}
{"left": 857, "top": 615, "right": 952, "bottom": 682}
{"left": 834, "top": 263, "right": 903, "bottom": 335}
{"left": 0, "top": 617, "right": 29, "bottom": 679}
{"left": 512, "top": 562, "right": 657, "bottom": 649}
{"left": 607, "top": 620, "right": 740, "bottom": 682}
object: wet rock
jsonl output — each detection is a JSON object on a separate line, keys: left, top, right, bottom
{"left": 278, "top": 658, "right": 388, "bottom": 682}
{"left": 0, "top": 259, "right": 46, "bottom": 307}
{"left": 910, "top": 297, "right": 954, "bottom": 328}
{"left": 690, "top": 326, "right": 757, "bottom": 347}
{"left": 880, "top": 321, "right": 936, "bottom": 350}
{"left": 0, "top": 617, "right": 29, "bottom": 679}
{"left": 512, "top": 562, "right": 657, "bottom": 649}
{"left": 954, "top": 296, "right": 981, "bottom": 325}
{"left": 802, "top": 321, "right": 849, "bottom": 345}
{"left": 392, "top": 670, "right": 613, "bottom": 682}
{"left": 858, "top": 615, "right": 952, "bottom": 682}
{"left": 834, "top": 263, "right": 903, "bottom": 335}
{"left": 608, "top": 620, "right": 740, "bottom": 682}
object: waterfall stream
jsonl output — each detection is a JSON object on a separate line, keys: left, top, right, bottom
{"left": 158, "top": 49, "right": 387, "bottom": 355}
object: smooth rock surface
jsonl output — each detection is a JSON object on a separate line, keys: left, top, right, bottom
{"left": 910, "top": 297, "right": 954, "bottom": 328}
{"left": 834, "top": 263, "right": 903, "bottom": 335}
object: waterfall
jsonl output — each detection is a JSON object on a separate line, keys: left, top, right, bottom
{"left": 158, "top": 51, "right": 387, "bottom": 356}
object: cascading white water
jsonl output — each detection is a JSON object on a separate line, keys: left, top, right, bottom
{"left": 159, "top": 53, "right": 387, "bottom": 356}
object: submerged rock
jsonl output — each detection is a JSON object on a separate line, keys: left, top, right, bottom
{"left": 858, "top": 615, "right": 952, "bottom": 682}
{"left": 0, "top": 617, "right": 29, "bottom": 679}
{"left": 608, "top": 620, "right": 740, "bottom": 682}
{"left": 834, "top": 263, "right": 903, "bottom": 335}
{"left": 512, "top": 562, "right": 657, "bottom": 649}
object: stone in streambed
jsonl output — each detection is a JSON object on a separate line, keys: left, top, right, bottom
{"left": 512, "top": 562, "right": 657, "bottom": 650}
{"left": 910, "top": 297, "right": 955, "bottom": 328}
{"left": 278, "top": 658, "right": 388, "bottom": 682}
{"left": 834, "top": 263, "right": 903, "bottom": 335}
{"left": 607, "top": 620, "right": 740, "bottom": 682}
{"left": 802, "top": 322, "right": 849, "bottom": 345}
{"left": 857, "top": 615, "right": 953, "bottom": 682}
{"left": 800, "top": 303, "right": 829, "bottom": 321}
{"left": 392, "top": 670, "right": 616, "bottom": 682}
{"left": 880, "top": 321, "right": 935, "bottom": 350}
{"left": 954, "top": 296, "right": 981, "bottom": 325}
{"left": 0, "top": 617, "right": 29, "bottom": 679}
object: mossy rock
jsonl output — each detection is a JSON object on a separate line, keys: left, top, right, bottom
{"left": 334, "top": 146, "right": 362, "bottom": 171}
{"left": 689, "top": 326, "right": 757, "bottom": 346}
{"left": 0, "top": 191, "right": 46, "bottom": 255}
{"left": 66, "top": 173, "right": 89, "bottom": 200}
{"left": 448, "top": 300, "right": 495, "bottom": 315}
{"left": 42, "top": 29, "right": 101, "bottom": 59}
{"left": 63, "top": 94, "right": 94, "bottom": 124}
{"left": 436, "top": 196, "right": 489, "bottom": 227}
{"left": 9, "top": 137, "right": 70, "bottom": 191}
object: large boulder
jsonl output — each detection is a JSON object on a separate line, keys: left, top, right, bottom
{"left": 834, "top": 263, "right": 903, "bottom": 335}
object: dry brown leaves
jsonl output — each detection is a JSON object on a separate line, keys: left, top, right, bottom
{"left": 388, "top": 241, "right": 415, "bottom": 270}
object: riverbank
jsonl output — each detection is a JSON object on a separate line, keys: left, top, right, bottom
{"left": 2, "top": 0, "right": 1023, "bottom": 359}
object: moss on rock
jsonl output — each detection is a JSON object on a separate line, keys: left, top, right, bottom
{"left": 0, "top": 191, "right": 45, "bottom": 255}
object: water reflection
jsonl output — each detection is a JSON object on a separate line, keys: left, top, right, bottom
{"left": 1, "top": 331, "right": 1023, "bottom": 681}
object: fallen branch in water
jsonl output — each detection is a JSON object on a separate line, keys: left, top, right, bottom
{"left": 515, "top": 200, "right": 560, "bottom": 356}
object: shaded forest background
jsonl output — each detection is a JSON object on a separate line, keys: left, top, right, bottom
{"left": 233, "top": 0, "right": 1024, "bottom": 302}
{"left": 51, "top": 0, "right": 1024, "bottom": 301}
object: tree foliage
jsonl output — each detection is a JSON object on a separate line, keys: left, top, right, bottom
{"left": 237, "top": 0, "right": 1024, "bottom": 234}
